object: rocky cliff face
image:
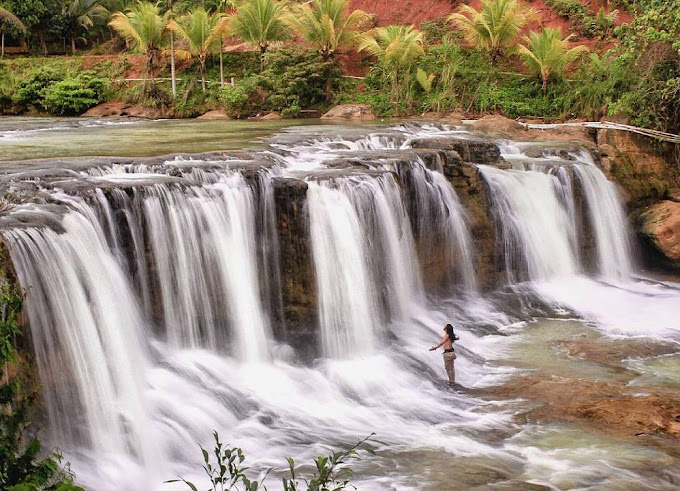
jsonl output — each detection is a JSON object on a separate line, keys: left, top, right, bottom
{"left": 597, "top": 128, "right": 680, "bottom": 271}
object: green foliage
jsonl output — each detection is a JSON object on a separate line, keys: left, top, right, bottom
{"left": 219, "top": 49, "right": 336, "bottom": 117}
{"left": 0, "top": 283, "right": 83, "bottom": 491}
{"left": 42, "top": 71, "right": 108, "bottom": 115}
{"left": 518, "top": 27, "right": 588, "bottom": 93}
{"left": 169, "top": 431, "right": 374, "bottom": 491}
{"left": 227, "top": 0, "right": 291, "bottom": 55}
{"left": 11, "top": 65, "right": 64, "bottom": 110}
{"left": 448, "top": 0, "right": 537, "bottom": 64}
{"left": 219, "top": 80, "right": 258, "bottom": 118}
{"left": 286, "top": 0, "right": 371, "bottom": 60}
{"left": 544, "top": 0, "right": 599, "bottom": 37}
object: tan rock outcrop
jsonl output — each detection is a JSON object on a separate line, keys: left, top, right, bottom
{"left": 197, "top": 110, "right": 231, "bottom": 120}
{"left": 320, "top": 104, "right": 376, "bottom": 121}
{"left": 82, "top": 102, "right": 164, "bottom": 119}
{"left": 638, "top": 200, "right": 680, "bottom": 267}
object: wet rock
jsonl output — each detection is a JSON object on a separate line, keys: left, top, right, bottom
{"left": 197, "top": 110, "right": 231, "bottom": 120}
{"left": 637, "top": 200, "right": 680, "bottom": 269}
{"left": 469, "top": 114, "right": 528, "bottom": 139}
{"left": 444, "top": 161, "right": 501, "bottom": 290}
{"left": 409, "top": 137, "right": 501, "bottom": 165}
{"left": 578, "top": 396, "right": 680, "bottom": 439}
{"left": 320, "top": 104, "right": 376, "bottom": 121}
{"left": 272, "top": 177, "right": 318, "bottom": 357}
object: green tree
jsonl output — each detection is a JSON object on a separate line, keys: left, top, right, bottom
{"left": 61, "top": 0, "right": 109, "bottom": 55}
{"left": 358, "top": 24, "right": 425, "bottom": 104}
{"left": 170, "top": 7, "right": 228, "bottom": 91}
{"left": 286, "top": 0, "right": 369, "bottom": 99}
{"left": 286, "top": 0, "right": 369, "bottom": 61}
{"left": 109, "top": 1, "right": 172, "bottom": 88}
{"left": 518, "top": 27, "right": 588, "bottom": 93}
{"left": 227, "top": 0, "right": 291, "bottom": 65}
{"left": 0, "top": 3, "right": 25, "bottom": 58}
{"left": 448, "top": 0, "right": 537, "bottom": 65}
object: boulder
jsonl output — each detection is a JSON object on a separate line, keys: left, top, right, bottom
{"left": 638, "top": 200, "right": 680, "bottom": 268}
{"left": 470, "top": 114, "right": 527, "bottom": 138}
{"left": 82, "top": 102, "right": 130, "bottom": 118}
{"left": 261, "top": 111, "right": 281, "bottom": 120}
{"left": 81, "top": 102, "right": 164, "bottom": 120}
{"left": 320, "top": 104, "right": 376, "bottom": 121}
{"left": 197, "top": 110, "right": 231, "bottom": 120}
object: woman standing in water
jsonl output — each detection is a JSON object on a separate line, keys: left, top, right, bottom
{"left": 429, "top": 324, "right": 459, "bottom": 386}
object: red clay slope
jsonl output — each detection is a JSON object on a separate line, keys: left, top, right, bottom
{"left": 348, "top": 0, "right": 460, "bottom": 26}
{"left": 349, "top": 0, "right": 630, "bottom": 32}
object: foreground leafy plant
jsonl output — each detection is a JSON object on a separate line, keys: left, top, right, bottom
{"left": 169, "top": 431, "right": 375, "bottom": 491}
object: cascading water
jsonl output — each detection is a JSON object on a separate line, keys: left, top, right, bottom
{"left": 2, "top": 120, "right": 679, "bottom": 491}
{"left": 479, "top": 165, "right": 579, "bottom": 282}
{"left": 6, "top": 207, "right": 160, "bottom": 486}
{"left": 307, "top": 174, "right": 423, "bottom": 358}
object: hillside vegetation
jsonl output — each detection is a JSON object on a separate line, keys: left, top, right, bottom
{"left": 0, "top": 0, "right": 677, "bottom": 132}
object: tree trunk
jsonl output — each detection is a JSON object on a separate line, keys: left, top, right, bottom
{"left": 542, "top": 76, "right": 547, "bottom": 95}
{"left": 71, "top": 36, "right": 76, "bottom": 56}
{"left": 200, "top": 58, "right": 206, "bottom": 92}
{"left": 170, "top": 31, "right": 177, "bottom": 99}
{"left": 219, "top": 38, "right": 224, "bottom": 87}
{"left": 1, "top": 30, "right": 4, "bottom": 59}
{"left": 260, "top": 45, "right": 267, "bottom": 69}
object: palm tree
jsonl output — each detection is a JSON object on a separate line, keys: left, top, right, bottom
{"left": 227, "top": 0, "right": 291, "bottom": 65}
{"left": 62, "top": 0, "right": 109, "bottom": 55}
{"left": 448, "top": 0, "right": 536, "bottom": 64}
{"left": 358, "top": 25, "right": 425, "bottom": 103}
{"left": 109, "top": 1, "right": 172, "bottom": 88}
{"left": 286, "top": 0, "right": 369, "bottom": 100}
{"left": 286, "top": 0, "right": 370, "bottom": 60}
{"left": 170, "top": 7, "right": 228, "bottom": 92}
{"left": 518, "top": 27, "right": 588, "bottom": 94}
{"left": 0, "top": 3, "right": 26, "bottom": 59}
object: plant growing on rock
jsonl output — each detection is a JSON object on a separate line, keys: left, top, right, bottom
{"left": 448, "top": 0, "right": 537, "bottom": 65}
{"left": 518, "top": 27, "right": 588, "bottom": 94}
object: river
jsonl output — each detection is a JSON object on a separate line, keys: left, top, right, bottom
{"left": 1, "top": 117, "right": 679, "bottom": 490}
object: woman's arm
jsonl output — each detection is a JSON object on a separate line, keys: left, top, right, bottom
{"left": 429, "top": 335, "right": 448, "bottom": 351}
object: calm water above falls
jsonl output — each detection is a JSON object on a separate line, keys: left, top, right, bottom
{"left": 1, "top": 117, "right": 680, "bottom": 490}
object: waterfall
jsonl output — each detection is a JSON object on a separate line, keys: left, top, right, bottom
{"left": 1, "top": 120, "right": 664, "bottom": 491}
{"left": 141, "top": 174, "right": 271, "bottom": 361}
{"left": 6, "top": 210, "right": 160, "bottom": 485}
{"left": 307, "top": 174, "right": 423, "bottom": 358}
{"left": 397, "top": 159, "right": 477, "bottom": 291}
{"left": 479, "top": 165, "right": 579, "bottom": 282}
{"left": 573, "top": 164, "right": 633, "bottom": 279}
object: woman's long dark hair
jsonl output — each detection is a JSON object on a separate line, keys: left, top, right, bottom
{"left": 445, "top": 324, "right": 456, "bottom": 341}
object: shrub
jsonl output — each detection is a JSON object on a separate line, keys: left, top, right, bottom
{"left": 219, "top": 81, "right": 260, "bottom": 118}
{"left": 42, "top": 72, "right": 109, "bottom": 116}
{"left": 168, "top": 431, "right": 374, "bottom": 491}
{"left": 11, "top": 66, "right": 64, "bottom": 111}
